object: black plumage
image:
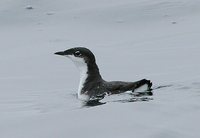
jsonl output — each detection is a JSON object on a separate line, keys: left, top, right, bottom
{"left": 55, "top": 47, "right": 152, "bottom": 101}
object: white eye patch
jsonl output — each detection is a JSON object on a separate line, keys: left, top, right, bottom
{"left": 74, "top": 51, "right": 81, "bottom": 56}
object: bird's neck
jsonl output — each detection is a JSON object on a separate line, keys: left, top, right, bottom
{"left": 77, "top": 61, "right": 102, "bottom": 96}
{"left": 87, "top": 61, "right": 102, "bottom": 80}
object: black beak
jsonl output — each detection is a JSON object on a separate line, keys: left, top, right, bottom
{"left": 54, "top": 51, "right": 65, "bottom": 56}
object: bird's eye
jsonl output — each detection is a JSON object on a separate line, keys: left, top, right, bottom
{"left": 74, "top": 51, "right": 81, "bottom": 57}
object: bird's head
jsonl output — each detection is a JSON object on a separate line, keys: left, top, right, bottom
{"left": 55, "top": 47, "right": 96, "bottom": 71}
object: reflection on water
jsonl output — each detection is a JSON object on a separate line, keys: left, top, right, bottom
{"left": 113, "top": 97, "right": 153, "bottom": 103}
{"left": 131, "top": 91, "right": 153, "bottom": 96}
{"left": 83, "top": 91, "right": 153, "bottom": 107}
{"left": 115, "top": 91, "right": 153, "bottom": 103}
{"left": 81, "top": 85, "right": 173, "bottom": 107}
{"left": 153, "top": 85, "right": 173, "bottom": 90}
{"left": 84, "top": 100, "right": 106, "bottom": 107}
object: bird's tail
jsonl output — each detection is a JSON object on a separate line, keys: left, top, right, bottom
{"left": 133, "top": 79, "right": 152, "bottom": 93}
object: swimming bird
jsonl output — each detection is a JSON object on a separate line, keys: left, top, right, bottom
{"left": 55, "top": 47, "right": 152, "bottom": 102}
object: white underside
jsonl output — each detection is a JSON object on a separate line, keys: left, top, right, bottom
{"left": 78, "top": 93, "right": 90, "bottom": 101}
{"left": 67, "top": 55, "right": 90, "bottom": 101}
{"left": 134, "top": 84, "right": 149, "bottom": 93}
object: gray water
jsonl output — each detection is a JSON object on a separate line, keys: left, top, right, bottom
{"left": 1, "top": 0, "right": 200, "bottom": 137}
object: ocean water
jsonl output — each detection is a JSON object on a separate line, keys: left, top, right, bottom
{"left": 0, "top": 0, "right": 200, "bottom": 137}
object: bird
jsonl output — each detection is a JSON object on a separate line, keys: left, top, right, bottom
{"left": 55, "top": 47, "right": 152, "bottom": 102}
